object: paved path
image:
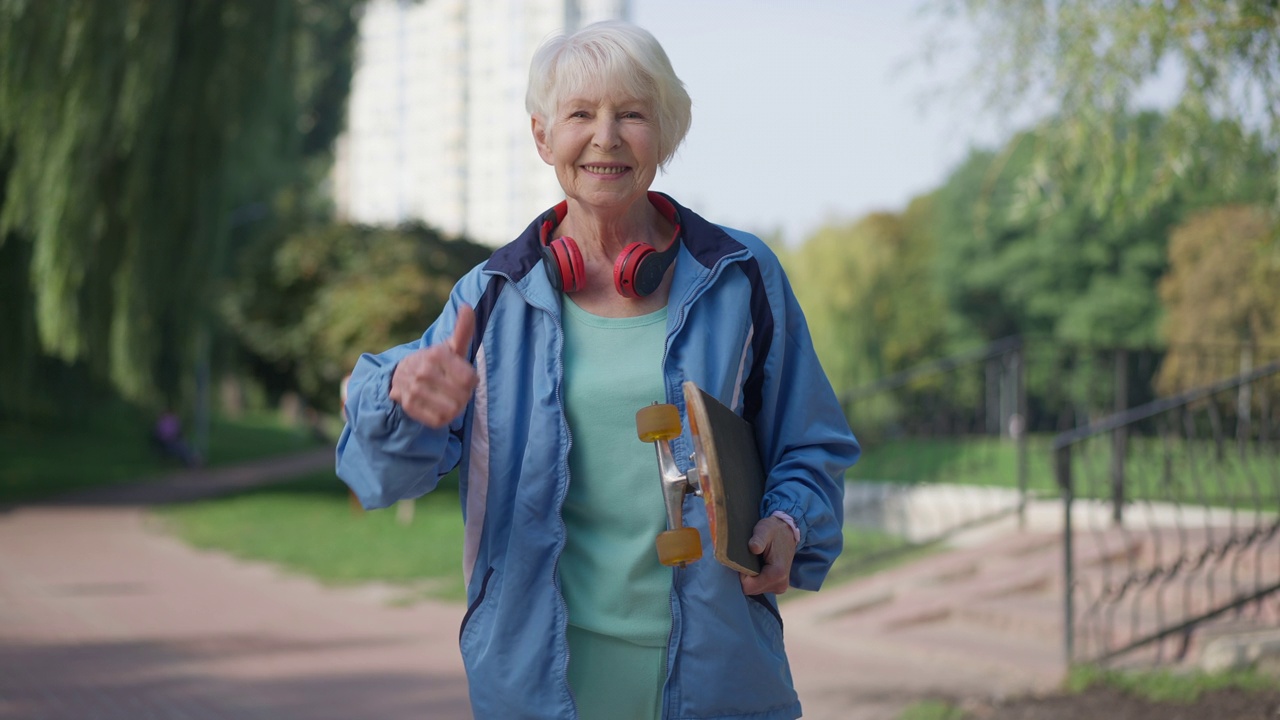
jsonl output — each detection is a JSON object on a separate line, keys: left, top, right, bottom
{"left": 0, "top": 451, "right": 471, "bottom": 720}
{"left": 0, "top": 451, "right": 1067, "bottom": 720}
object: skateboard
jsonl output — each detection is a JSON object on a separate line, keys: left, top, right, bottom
{"left": 635, "top": 381, "right": 765, "bottom": 575}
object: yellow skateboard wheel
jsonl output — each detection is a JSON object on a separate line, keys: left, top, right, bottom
{"left": 636, "top": 404, "right": 682, "bottom": 442}
{"left": 655, "top": 527, "right": 702, "bottom": 567}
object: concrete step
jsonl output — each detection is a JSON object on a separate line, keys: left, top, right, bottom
{"left": 1068, "top": 579, "right": 1280, "bottom": 663}
{"left": 786, "top": 519, "right": 1278, "bottom": 699}
{"left": 794, "top": 531, "right": 1064, "bottom": 623}
{"left": 785, "top": 618, "right": 1063, "bottom": 698}
{"left": 818, "top": 552, "right": 1061, "bottom": 635}
{"left": 956, "top": 592, "right": 1063, "bottom": 639}
{"left": 887, "top": 618, "right": 1065, "bottom": 691}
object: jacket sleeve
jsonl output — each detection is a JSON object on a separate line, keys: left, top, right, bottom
{"left": 335, "top": 271, "right": 483, "bottom": 510}
{"left": 752, "top": 254, "right": 861, "bottom": 591}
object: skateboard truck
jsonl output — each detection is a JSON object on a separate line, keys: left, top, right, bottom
{"left": 636, "top": 402, "right": 704, "bottom": 567}
{"left": 637, "top": 382, "right": 765, "bottom": 576}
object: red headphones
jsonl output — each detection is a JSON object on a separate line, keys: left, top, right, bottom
{"left": 539, "top": 192, "right": 683, "bottom": 298}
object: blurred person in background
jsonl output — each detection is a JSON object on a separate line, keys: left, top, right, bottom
{"left": 151, "top": 409, "right": 200, "bottom": 467}
{"left": 337, "top": 20, "right": 857, "bottom": 720}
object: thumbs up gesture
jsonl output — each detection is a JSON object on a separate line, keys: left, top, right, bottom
{"left": 389, "top": 305, "right": 479, "bottom": 428}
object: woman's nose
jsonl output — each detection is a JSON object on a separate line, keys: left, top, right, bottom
{"left": 592, "top": 118, "right": 621, "bottom": 149}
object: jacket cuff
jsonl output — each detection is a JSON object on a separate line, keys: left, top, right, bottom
{"left": 371, "top": 362, "right": 406, "bottom": 432}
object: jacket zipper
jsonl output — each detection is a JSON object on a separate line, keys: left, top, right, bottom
{"left": 662, "top": 563, "right": 680, "bottom": 720}
{"left": 657, "top": 251, "right": 744, "bottom": 720}
{"left": 551, "top": 309, "right": 579, "bottom": 718}
{"left": 491, "top": 273, "right": 578, "bottom": 717}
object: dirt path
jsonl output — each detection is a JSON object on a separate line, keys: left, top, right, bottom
{"left": 0, "top": 450, "right": 471, "bottom": 719}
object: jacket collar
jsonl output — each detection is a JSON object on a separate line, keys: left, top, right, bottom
{"left": 484, "top": 193, "right": 751, "bottom": 311}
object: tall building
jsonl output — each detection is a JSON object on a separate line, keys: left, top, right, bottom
{"left": 332, "top": 0, "right": 630, "bottom": 246}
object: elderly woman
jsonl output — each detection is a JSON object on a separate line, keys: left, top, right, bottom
{"left": 337, "top": 20, "right": 858, "bottom": 720}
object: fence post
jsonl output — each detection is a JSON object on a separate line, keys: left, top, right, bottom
{"left": 987, "top": 358, "right": 1000, "bottom": 436}
{"left": 1015, "top": 343, "right": 1028, "bottom": 529}
{"left": 1056, "top": 443, "right": 1075, "bottom": 665}
{"left": 1111, "top": 349, "right": 1128, "bottom": 525}
{"left": 1239, "top": 342, "right": 1254, "bottom": 447}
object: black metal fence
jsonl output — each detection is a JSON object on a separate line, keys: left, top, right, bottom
{"left": 1053, "top": 360, "right": 1280, "bottom": 664}
{"left": 840, "top": 338, "right": 1280, "bottom": 576}
{"left": 839, "top": 337, "right": 1030, "bottom": 566}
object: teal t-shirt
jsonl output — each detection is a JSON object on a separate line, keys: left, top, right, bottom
{"left": 559, "top": 298, "right": 672, "bottom": 647}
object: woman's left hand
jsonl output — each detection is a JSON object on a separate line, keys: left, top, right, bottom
{"left": 740, "top": 516, "right": 797, "bottom": 595}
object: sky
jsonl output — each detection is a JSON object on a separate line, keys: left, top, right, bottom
{"left": 628, "top": 0, "right": 1019, "bottom": 246}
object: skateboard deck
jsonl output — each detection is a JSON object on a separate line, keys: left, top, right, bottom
{"left": 683, "top": 381, "right": 765, "bottom": 576}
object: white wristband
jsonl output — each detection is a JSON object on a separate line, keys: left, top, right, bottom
{"left": 770, "top": 511, "right": 801, "bottom": 544}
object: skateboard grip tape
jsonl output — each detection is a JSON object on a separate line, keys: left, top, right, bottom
{"left": 693, "top": 388, "right": 766, "bottom": 575}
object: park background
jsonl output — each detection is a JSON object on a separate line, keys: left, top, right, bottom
{"left": 1, "top": 2, "right": 1279, "bottom": 719}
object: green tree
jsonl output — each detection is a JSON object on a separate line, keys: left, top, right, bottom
{"left": 936, "top": 0, "right": 1280, "bottom": 212}
{"left": 220, "top": 221, "right": 492, "bottom": 413}
{"left": 786, "top": 200, "right": 950, "bottom": 387}
{"left": 0, "top": 0, "right": 362, "bottom": 420}
{"left": 785, "top": 200, "right": 960, "bottom": 440}
{"left": 931, "top": 112, "right": 1274, "bottom": 350}
{"left": 787, "top": 213, "right": 901, "bottom": 396}
{"left": 883, "top": 194, "right": 953, "bottom": 372}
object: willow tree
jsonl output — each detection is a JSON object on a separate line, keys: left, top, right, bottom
{"left": 0, "top": 0, "right": 361, "bottom": 420}
{"left": 934, "top": 0, "right": 1280, "bottom": 214}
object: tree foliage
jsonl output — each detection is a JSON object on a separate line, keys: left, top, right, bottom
{"left": 220, "top": 221, "right": 492, "bottom": 413}
{"left": 1156, "top": 205, "right": 1280, "bottom": 393}
{"left": 785, "top": 198, "right": 949, "bottom": 398}
{"left": 786, "top": 213, "right": 901, "bottom": 396}
{"left": 0, "top": 0, "right": 362, "bottom": 418}
{"left": 931, "top": 112, "right": 1274, "bottom": 349}
{"left": 936, "top": 0, "right": 1280, "bottom": 211}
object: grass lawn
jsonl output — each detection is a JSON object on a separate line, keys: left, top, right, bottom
{"left": 0, "top": 400, "right": 326, "bottom": 504}
{"left": 1062, "top": 664, "right": 1277, "bottom": 702}
{"left": 1065, "top": 434, "right": 1280, "bottom": 510}
{"left": 895, "top": 665, "right": 1279, "bottom": 719}
{"left": 850, "top": 434, "right": 1280, "bottom": 511}
{"left": 201, "top": 413, "right": 329, "bottom": 467}
{"left": 155, "top": 467, "right": 918, "bottom": 607}
{"left": 849, "top": 435, "right": 1057, "bottom": 493}
{"left": 155, "top": 470, "right": 469, "bottom": 603}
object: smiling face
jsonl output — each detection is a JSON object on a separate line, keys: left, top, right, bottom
{"left": 532, "top": 86, "right": 660, "bottom": 215}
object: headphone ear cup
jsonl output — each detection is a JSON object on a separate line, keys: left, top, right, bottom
{"left": 546, "top": 237, "right": 586, "bottom": 293}
{"left": 540, "top": 245, "right": 564, "bottom": 292}
{"left": 614, "top": 242, "right": 657, "bottom": 299}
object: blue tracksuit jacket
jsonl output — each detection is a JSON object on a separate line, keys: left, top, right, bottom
{"left": 337, "top": 195, "right": 860, "bottom": 719}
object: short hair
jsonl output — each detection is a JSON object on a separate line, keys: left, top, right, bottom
{"left": 526, "top": 21, "right": 692, "bottom": 167}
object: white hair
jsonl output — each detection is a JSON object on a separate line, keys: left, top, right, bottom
{"left": 526, "top": 20, "right": 692, "bottom": 167}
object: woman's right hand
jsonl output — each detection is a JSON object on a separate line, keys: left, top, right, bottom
{"left": 389, "top": 305, "right": 479, "bottom": 428}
